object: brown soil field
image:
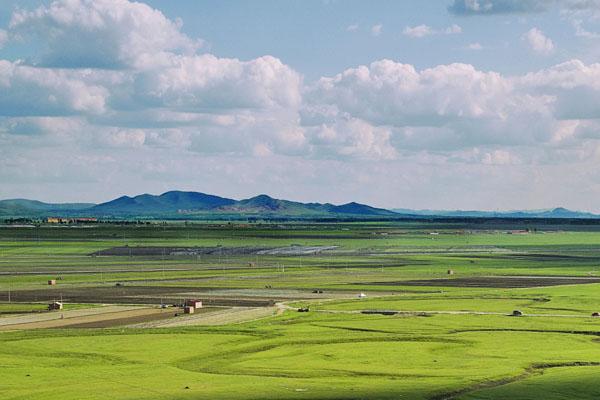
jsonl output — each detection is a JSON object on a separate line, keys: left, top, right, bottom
{"left": 0, "top": 305, "right": 149, "bottom": 330}
{"left": 130, "top": 306, "right": 275, "bottom": 328}
{"left": 63, "top": 308, "right": 181, "bottom": 328}
{"left": 90, "top": 245, "right": 337, "bottom": 257}
{"left": 0, "top": 268, "right": 191, "bottom": 276}
{"left": 0, "top": 305, "right": 224, "bottom": 330}
{"left": 0, "top": 285, "right": 290, "bottom": 307}
{"left": 370, "top": 276, "right": 600, "bottom": 288}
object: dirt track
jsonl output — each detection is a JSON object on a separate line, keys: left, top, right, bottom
{"left": 130, "top": 306, "right": 277, "bottom": 328}
{"left": 0, "top": 286, "right": 281, "bottom": 307}
{"left": 0, "top": 305, "right": 173, "bottom": 330}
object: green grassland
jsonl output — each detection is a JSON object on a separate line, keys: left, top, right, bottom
{"left": 1, "top": 221, "right": 600, "bottom": 399}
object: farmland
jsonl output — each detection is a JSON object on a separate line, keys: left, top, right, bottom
{"left": 1, "top": 221, "right": 600, "bottom": 399}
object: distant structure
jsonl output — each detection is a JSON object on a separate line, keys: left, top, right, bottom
{"left": 185, "top": 300, "right": 202, "bottom": 309}
{"left": 184, "top": 306, "right": 195, "bottom": 314}
{"left": 46, "top": 217, "right": 98, "bottom": 224}
{"left": 48, "top": 279, "right": 56, "bottom": 286}
{"left": 48, "top": 301, "right": 63, "bottom": 311}
{"left": 447, "top": 269, "right": 454, "bottom": 275}
{"left": 74, "top": 218, "right": 98, "bottom": 223}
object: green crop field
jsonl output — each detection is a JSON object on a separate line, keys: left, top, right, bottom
{"left": 1, "top": 221, "right": 600, "bottom": 399}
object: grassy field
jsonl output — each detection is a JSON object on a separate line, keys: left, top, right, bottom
{"left": 1, "top": 221, "right": 600, "bottom": 399}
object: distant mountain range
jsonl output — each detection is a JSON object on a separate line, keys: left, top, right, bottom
{"left": 0, "top": 191, "right": 396, "bottom": 219}
{"left": 0, "top": 191, "right": 598, "bottom": 220}
{"left": 391, "top": 207, "right": 599, "bottom": 219}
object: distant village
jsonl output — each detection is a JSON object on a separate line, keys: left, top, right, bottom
{"left": 45, "top": 217, "right": 98, "bottom": 224}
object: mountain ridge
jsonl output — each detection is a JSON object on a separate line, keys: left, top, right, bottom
{"left": 392, "top": 207, "right": 599, "bottom": 219}
{"left": 0, "top": 191, "right": 598, "bottom": 219}
{"left": 0, "top": 191, "right": 395, "bottom": 218}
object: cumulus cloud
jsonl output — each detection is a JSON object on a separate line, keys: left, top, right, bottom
{"left": 0, "top": 61, "right": 110, "bottom": 116}
{"left": 307, "top": 60, "right": 518, "bottom": 128}
{"left": 371, "top": 24, "right": 383, "bottom": 37}
{"left": 403, "top": 24, "right": 462, "bottom": 38}
{"left": 133, "top": 54, "right": 302, "bottom": 111}
{"left": 5, "top": 0, "right": 600, "bottom": 210}
{"left": 572, "top": 19, "right": 600, "bottom": 38}
{"left": 523, "top": 28, "right": 555, "bottom": 55}
{"left": 8, "top": 0, "right": 201, "bottom": 69}
{"left": 466, "top": 42, "right": 484, "bottom": 50}
{"left": 448, "top": 0, "right": 548, "bottom": 15}
{"left": 3, "top": 1, "right": 600, "bottom": 164}
{"left": 403, "top": 25, "right": 434, "bottom": 38}
{"left": 449, "top": 0, "right": 600, "bottom": 15}
{"left": 304, "top": 118, "right": 397, "bottom": 160}
{"left": 304, "top": 58, "right": 600, "bottom": 155}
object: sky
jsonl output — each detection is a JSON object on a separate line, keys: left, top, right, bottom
{"left": 2, "top": 0, "right": 600, "bottom": 211}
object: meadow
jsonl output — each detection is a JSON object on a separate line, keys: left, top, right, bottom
{"left": 1, "top": 220, "right": 600, "bottom": 399}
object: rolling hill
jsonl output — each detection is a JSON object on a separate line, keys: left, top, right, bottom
{"left": 0, "top": 199, "right": 95, "bottom": 217}
{"left": 0, "top": 191, "right": 396, "bottom": 218}
{"left": 2, "top": 191, "right": 597, "bottom": 220}
{"left": 392, "top": 207, "right": 599, "bottom": 219}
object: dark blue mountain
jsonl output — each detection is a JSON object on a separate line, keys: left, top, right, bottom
{"left": 91, "top": 191, "right": 236, "bottom": 214}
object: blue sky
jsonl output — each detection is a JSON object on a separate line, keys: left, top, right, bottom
{"left": 2, "top": 0, "right": 600, "bottom": 211}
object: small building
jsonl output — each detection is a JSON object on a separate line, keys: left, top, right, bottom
{"left": 185, "top": 300, "right": 202, "bottom": 309}
{"left": 184, "top": 306, "right": 195, "bottom": 314}
{"left": 48, "top": 301, "right": 63, "bottom": 311}
{"left": 447, "top": 269, "right": 454, "bottom": 275}
{"left": 48, "top": 279, "right": 56, "bottom": 286}
{"left": 74, "top": 217, "right": 98, "bottom": 223}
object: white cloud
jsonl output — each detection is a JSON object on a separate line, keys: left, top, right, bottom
{"left": 481, "top": 149, "right": 516, "bottom": 165}
{"left": 572, "top": 19, "right": 600, "bottom": 38}
{"left": 5, "top": 0, "right": 600, "bottom": 210}
{"left": 371, "top": 24, "right": 383, "bottom": 37}
{"left": 0, "top": 60, "right": 110, "bottom": 116}
{"left": 403, "top": 25, "right": 434, "bottom": 38}
{"left": 467, "top": 42, "right": 484, "bottom": 50}
{"left": 305, "top": 58, "right": 600, "bottom": 155}
{"left": 523, "top": 28, "right": 554, "bottom": 55}
{"left": 403, "top": 24, "right": 462, "bottom": 38}
{"left": 252, "top": 143, "right": 273, "bottom": 157}
{"left": 346, "top": 24, "right": 359, "bottom": 32}
{"left": 134, "top": 54, "right": 302, "bottom": 111}
{"left": 445, "top": 24, "right": 463, "bottom": 34}
{"left": 8, "top": 0, "right": 201, "bottom": 69}
{"left": 305, "top": 118, "right": 397, "bottom": 160}
{"left": 449, "top": 0, "right": 548, "bottom": 15}
{"left": 449, "top": 0, "right": 600, "bottom": 16}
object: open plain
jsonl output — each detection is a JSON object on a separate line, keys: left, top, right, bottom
{"left": 2, "top": 221, "right": 600, "bottom": 399}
